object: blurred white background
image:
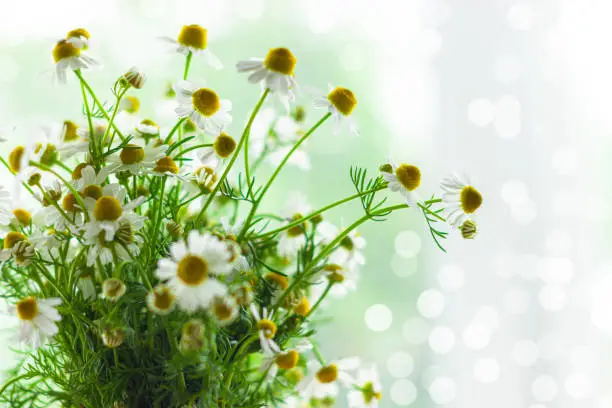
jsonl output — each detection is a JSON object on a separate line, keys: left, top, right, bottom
{"left": 1, "top": 0, "right": 611, "bottom": 407}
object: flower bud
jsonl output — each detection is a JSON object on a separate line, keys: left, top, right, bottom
{"left": 102, "top": 327, "right": 125, "bottom": 348}
{"left": 460, "top": 219, "right": 478, "bottom": 239}
{"left": 379, "top": 163, "right": 393, "bottom": 173}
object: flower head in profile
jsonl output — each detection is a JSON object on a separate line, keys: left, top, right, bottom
{"left": 107, "top": 141, "right": 167, "bottom": 175}
{"left": 155, "top": 231, "right": 233, "bottom": 312}
{"left": 440, "top": 173, "right": 483, "bottom": 228}
{"left": 9, "top": 296, "right": 62, "bottom": 348}
{"left": 250, "top": 304, "right": 280, "bottom": 354}
{"left": 314, "top": 84, "right": 359, "bottom": 136}
{"left": 146, "top": 284, "right": 177, "bottom": 315}
{"left": 381, "top": 160, "right": 422, "bottom": 206}
{"left": 66, "top": 28, "right": 90, "bottom": 49}
{"left": 347, "top": 365, "right": 382, "bottom": 408}
{"left": 237, "top": 47, "right": 298, "bottom": 108}
{"left": 161, "top": 24, "right": 222, "bottom": 69}
{"left": 298, "top": 357, "right": 360, "bottom": 401}
{"left": 174, "top": 81, "right": 232, "bottom": 135}
{"left": 52, "top": 37, "right": 98, "bottom": 84}
{"left": 260, "top": 340, "right": 311, "bottom": 383}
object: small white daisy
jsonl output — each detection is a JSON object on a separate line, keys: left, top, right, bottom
{"left": 65, "top": 28, "right": 90, "bottom": 50}
{"left": 381, "top": 160, "right": 422, "bottom": 206}
{"left": 136, "top": 119, "right": 160, "bottom": 137}
{"left": 77, "top": 272, "right": 97, "bottom": 301}
{"left": 174, "top": 80, "right": 232, "bottom": 135}
{"left": 236, "top": 47, "right": 298, "bottom": 107}
{"left": 249, "top": 304, "right": 280, "bottom": 354}
{"left": 317, "top": 223, "right": 366, "bottom": 268}
{"left": 440, "top": 173, "right": 483, "bottom": 227}
{"left": 209, "top": 294, "right": 238, "bottom": 326}
{"left": 9, "top": 296, "right": 62, "bottom": 348}
{"left": 347, "top": 365, "right": 383, "bottom": 408}
{"left": 107, "top": 141, "right": 167, "bottom": 175}
{"left": 298, "top": 357, "right": 360, "bottom": 400}
{"left": 313, "top": 84, "right": 359, "bottom": 136}
{"left": 155, "top": 230, "right": 233, "bottom": 312}
{"left": 146, "top": 284, "right": 177, "bottom": 315}
{"left": 260, "top": 341, "right": 311, "bottom": 383}
{"left": 161, "top": 25, "right": 222, "bottom": 69}
{"left": 52, "top": 38, "right": 98, "bottom": 84}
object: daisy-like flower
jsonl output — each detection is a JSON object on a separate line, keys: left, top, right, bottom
{"left": 440, "top": 174, "right": 483, "bottom": 227}
{"left": 119, "top": 95, "right": 141, "bottom": 114}
{"left": 122, "top": 67, "right": 145, "bottom": 89}
{"left": 277, "top": 192, "right": 311, "bottom": 259}
{"left": 249, "top": 305, "right": 280, "bottom": 354}
{"left": 298, "top": 358, "right": 360, "bottom": 401}
{"left": 317, "top": 261, "right": 359, "bottom": 298}
{"left": 317, "top": 223, "right": 366, "bottom": 268}
{"left": 199, "top": 132, "right": 237, "bottom": 162}
{"left": 107, "top": 141, "right": 167, "bottom": 175}
{"left": 161, "top": 25, "right": 222, "bottom": 69}
{"left": 52, "top": 38, "right": 98, "bottom": 84}
{"left": 209, "top": 294, "right": 238, "bottom": 326}
{"left": 77, "top": 271, "right": 96, "bottom": 300}
{"left": 66, "top": 28, "right": 90, "bottom": 49}
{"left": 102, "top": 278, "right": 127, "bottom": 302}
{"left": 174, "top": 81, "right": 232, "bottom": 135}
{"left": 155, "top": 230, "right": 233, "bottom": 312}
{"left": 10, "top": 296, "right": 61, "bottom": 348}
{"left": 0, "top": 231, "right": 27, "bottom": 262}
{"left": 381, "top": 160, "right": 422, "bottom": 206}
{"left": 85, "top": 218, "right": 143, "bottom": 267}
{"left": 146, "top": 284, "right": 177, "bottom": 315}
{"left": 136, "top": 119, "right": 161, "bottom": 138}
{"left": 314, "top": 84, "right": 359, "bottom": 136}
{"left": 347, "top": 365, "right": 383, "bottom": 408}
{"left": 236, "top": 48, "right": 298, "bottom": 106}
{"left": 183, "top": 149, "right": 220, "bottom": 196}
{"left": 260, "top": 341, "right": 311, "bottom": 382}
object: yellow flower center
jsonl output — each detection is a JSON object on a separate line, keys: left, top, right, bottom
{"left": 177, "top": 25, "right": 207, "bottom": 49}
{"left": 327, "top": 87, "right": 357, "bottom": 116}
{"left": 153, "top": 287, "right": 175, "bottom": 311}
{"left": 257, "top": 319, "right": 277, "bottom": 339}
{"left": 12, "top": 209, "right": 31, "bottom": 226}
{"left": 72, "top": 163, "right": 88, "bottom": 180}
{"left": 103, "top": 278, "right": 126, "bottom": 300}
{"left": 63, "top": 120, "right": 79, "bottom": 142}
{"left": 275, "top": 350, "right": 300, "bottom": 370}
{"left": 4, "top": 231, "right": 25, "bottom": 249}
{"left": 361, "top": 382, "right": 382, "bottom": 403}
{"left": 94, "top": 196, "right": 123, "bottom": 221}
{"left": 286, "top": 213, "right": 306, "bottom": 237}
{"left": 212, "top": 298, "right": 234, "bottom": 321}
{"left": 192, "top": 88, "right": 220, "bottom": 117}
{"left": 123, "top": 96, "right": 140, "bottom": 114}
{"left": 264, "top": 47, "right": 296, "bottom": 75}
{"left": 395, "top": 164, "right": 421, "bottom": 191}
{"left": 194, "top": 166, "right": 217, "bottom": 191}
{"left": 154, "top": 156, "right": 179, "bottom": 174}
{"left": 177, "top": 255, "right": 209, "bottom": 286}
{"left": 325, "top": 264, "right": 345, "bottom": 284}
{"left": 264, "top": 272, "right": 289, "bottom": 290}
{"left": 316, "top": 364, "right": 339, "bottom": 384}
{"left": 62, "top": 193, "right": 80, "bottom": 212}
{"left": 141, "top": 118, "right": 158, "bottom": 127}
{"left": 67, "top": 28, "right": 90, "bottom": 40}
{"left": 16, "top": 297, "right": 39, "bottom": 321}
{"left": 82, "top": 184, "right": 103, "bottom": 200}
{"left": 460, "top": 186, "right": 483, "bottom": 214}
{"left": 293, "top": 296, "right": 310, "bottom": 316}
{"left": 52, "top": 39, "right": 81, "bottom": 62}
{"left": 39, "top": 144, "right": 58, "bottom": 166}
{"left": 8, "top": 146, "right": 25, "bottom": 173}
{"left": 120, "top": 144, "right": 145, "bottom": 165}
{"left": 213, "top": 133, "right": 236, "bottom": 158}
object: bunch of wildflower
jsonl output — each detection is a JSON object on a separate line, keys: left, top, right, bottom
{"left": 0, "top": 25, "right": 483, "bottom": 408}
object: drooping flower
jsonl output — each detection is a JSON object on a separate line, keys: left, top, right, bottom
{"left": 9, "top": 296, "right": 62, "bottom": 348}
{"left": 298, "top": 357, "right": 360, "bottom": 401}
{"left": 52, "top": 38, "right": 98, "bottom": 84}
{"left": 250, "top": 304, "right": 280, "bottom": 354}
{"left": 440, "top": 173, "right": 483, "bottom": 227}
{"left": 313, "top": 84, "right": 358, "bottom": 136}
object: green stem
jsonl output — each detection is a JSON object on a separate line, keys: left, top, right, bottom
{"left": 103, "top": 88, "right": 128, "bottom": 149}
{"left": 418, "top": 203, "right": 446, "bottom": 222}
{"left": 195, "top": 90, "right": 270, "bottom": 223}
{"left": 305, "top": 282, "right": 333, "bottom": 320}
{"left": 164, "top": 118, "right": 186, "bottom": 144}
{"left": 183, "top": 51, "right": 193, "bottom": 80}
{"left": 76, "top": 70, "right": 97, "bottom": 160}
{"left": 152, "top": 178, "right": 167, "bottom": 242}
{"left": 238, "top": 112, "right": 331, "bottom": 241}
{"left": 310, "top": 340, "right": 327, "bottom": 366}
{"left": 0, "top": 373, "right": 37, "bottom": 395}
{"left": 173, "top": 143, "right": 213, "bottom": 159}
{"left": 244, "top": 89, "right": 270, "bottom": 199}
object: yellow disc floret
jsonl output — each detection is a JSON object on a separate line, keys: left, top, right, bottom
{"left": 16, "top": 297, "right": 39, "bottom": 321}
{"left": 213, "top": 133, "right": 236, "bottom": 158}
{"left": 152, "top": 286, "right": 175, "bottom": 312}
{"left": 257, "top": 319, "right": 277, "bottom": 339}
{"left": 8, "top": 146, "right": 25, "bottom": 173}
{"left": 123, "top": 96, "right": 140, "bottom": 114}
{"left": 63, "top": 120, "right": 79, "bottom": 142}
{"left": 120, "top": 144, "right": 145, "bottom": 165}
{"left": 395, "top": 164, "right": 421, "bottom": 191}
{"left": 286, "top": 213, "right": 306, "bottom": 237}
{"left": 67, "top": 28, "right": 90, "bottom": 40}
{"left": 276, "top": 350, "right": 300, "bottom": 370}
{"left": 82, "top": 184, "right": 103, "bottom": 200}
{"left": 94, "top": 196, "right": 123, "bottom": 221}
{"left": 52, "top": 39, "right": 80, "bottom": 62}
{"left": 293, "top": 296, "right": 310, "bottom": 316}
{"left": 316, "top": 364, "right": 339, "bottom": 384}
{"left": 328, "top": 87, "right": 357, "bottom": 116}
{"left": 460, "top": 186, "right": 483, "bottom": 214}
{"left": 264, "top": 48, "right": 296, "bottom": 75}
{"left": 177, "top": 255, "right": 209, "bottom": 286}
{"left": 154, "top": 156, "right": 179, "bottom": 174}
{"left": 12, "top": 209, "right": 32, "bottom": 226}
{"left": 177, "top": 25, "right": 207, "bottom": 50}
{"left": 264, "top": 272, "right": 289, "bottom": 290}
{"left": 72, "top": 163, "right": 88, "bottom": 180}
{"left": 192, "top": 88, "right": 220, "bottom": 117}
{"left": 4, "top": 231, "right": 25, "bottom": 249}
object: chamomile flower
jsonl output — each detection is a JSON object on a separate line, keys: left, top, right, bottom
{"left": 52, "top": 38, "right": 98, "bottom": 84}
{"left": 28, "top": 226, "right": 62, "bottom": 260}
{"left": 152, "top": 155, "right": 182, "bottom": 179}
{"left": 136, "top": 119, "right": 161, "bottom": 138}
{"left": 318, "top": 261, "right": 359, "bottom": 298}
{"left": 161, "top": 25, "right": 223, "bottom": 69}
{"left": 155, "top": 230, "right": 233, "bottom": 312}
{"left": 298, "top": 358, "right": 360, "bottom": 400}
{"left": 440, "top": 173, "right": 483, "bottom": 227}
{"left": 184, "top": 149, "right": 220, "bottom": 194}
{"left": 381, "top": 160, "right": 422, "bottom": 206}
{"left": 260, "top": 341, "right": 310, "bottom": 382}
{"left": 199, "top": 132, "right": 237, "bottom": 162}
{"left": 39, "top": 123, "right": 89, "bottom": 161}
{"left": 174, "top": 81, "right": 232, "bottom": 135}
{"left": 146, "top": 284, "right": 177, "bottom": 315}
{"left": 0, "top": 231, "right": 27, "bottom": 263}
{"left": 249, "top": 305, "right": 279, "bottom": 354}
{"left": 9, "top": 296, "right": 61, "bottom": 348}
{"left": 107, "top": 141, "right": 167, "bottom": 175}
{"left": 85, "top": 218, "right": 142, "bottom": 267}
{"left": 236, "top": 48, "right": 298, "bottom": 105}
{"left": 277, "top": 192, "right": 312, "bottom": 259}
{"left": 102, "top": 278, "right": 127, "bottom": 302}
{"left": 122, "top": 67, "right": 145, "bottom": 89}
{"left": 77, "top": 271, "right": 96, "bottom": 300}
{"left": 65, "top": 28, "right": 90, "bottom": 49}
{"left": 209, "top": 294, "right": 238, "bottom": 326}
{"left": 313, "top": 84, "right": 359, "bottom": 136}
{"left": 317, "top": 223, "right": 365, "bottom": 268}
{"left": 347, "top": 366, "right": 383, "bottom": 408}
{"left": 119, "top": 95, "right": 141, "bottom": 114}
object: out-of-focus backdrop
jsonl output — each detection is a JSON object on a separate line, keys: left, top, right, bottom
{"left": 0, "top": 0, "right": 610, "bottom": 406}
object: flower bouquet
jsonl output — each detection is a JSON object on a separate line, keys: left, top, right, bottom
{"left": 0, "top": 25, "right": 483, "bottom": 408}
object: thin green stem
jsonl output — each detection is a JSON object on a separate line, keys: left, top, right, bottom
{"left": 239, "top": 112, "right": 331, "bottom": 241}
{"left": 195, "top": 90, "right": 270, "bottom": 223}
{"left": 0, "top": 373, "right": 37, "bottom": 395}
{"left": 164, "top": 118, "right": 186, "bottom": 144}
{"left": 173, "top": 143, "right": 213, "bottom": 159}
{"left": 183, "top": 51, "right": 193, "bottom": 80}
{"left": 245, "top": 89, "right": 270, "bottom": 199}
{"left": 305, "top": 282, "right": 333, "bottom": 320}
{"left": 103, "top": 88, "right": 128, "bottom": 149}
{"left": 76, "top": 70, "right": 97, "bottom": 160}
